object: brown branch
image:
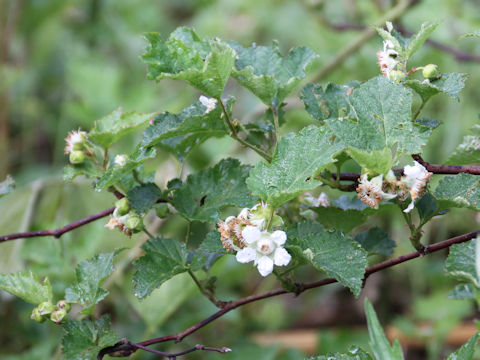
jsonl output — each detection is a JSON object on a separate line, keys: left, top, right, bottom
{"left": 99, "top": 230, "right": 479, "bottom": 358}
{"left": 0, "top": 207, "right": 115, "bottom": 243}
{"left": 412, "top": 154, "right": 480, "bottom": 175}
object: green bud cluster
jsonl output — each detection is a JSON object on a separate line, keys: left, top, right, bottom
{"left": 422, "top": 64, "right": 440, "bottom": 80}
{"left": 30, "top": 299, "right": 70, "bottom": 324}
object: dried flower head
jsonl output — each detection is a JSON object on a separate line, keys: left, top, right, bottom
{"left": 376, "top": 40, "right": 399, "bottom": 77}
{"left": 401, "top": 161, "right": 433, "bottom": 213}
{"left": 357, "top": 174, "right": 396, "bottom": 209}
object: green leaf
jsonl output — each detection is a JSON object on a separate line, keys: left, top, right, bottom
{"left": 348, "top": 147, "right": 393, "bottom": 176}
{"left": 416, "top": 193, "right": 445, "bottom": 223}
{"left": 127, "top": 183, "right": 163, "bottom": 215}
{"left": 354, "top": 227, "right": 396, "bottom": 256}
{"left": 198, "top": 231, "right": 228, "bottom": 254}
{"left": 447, "top": 332, "right": 479, "bottom": 360}
{"left": 0, "top": 175, "right": 14, "bottom": 198}
{"left": 63, "top": 161, "right": 103, "bottom": 182}
{"left": 445, "top": 238, "right": 480, "bottom": 288}
{"left": 87, "top": 108, "right": 156, "bottom": 148}
{"left": 434, "top": 173, "right": 480, "bottom": 211}
{"left": 61, "top": 315, "right": 118, "bottom": 360}
{"left": 138, "top": 98, "right": 231, "bottom": 160}
{"left": 365, "top": 299, "right": 405, "bottom": 360}
{"left": 65, "top": 252, "right": 116, "bottom": 314}
{"left": 325, "top": 76, "right": 431, "bottom": 173}
{"left": 133, "top": 238, "right": 189, "bottom": 299}
{"left": 447, "top": 284, "right": 477, "bottom": 300}
{"left": 0, "top": 270, "right": 52, "bottom": 305}
{"left": 307, "top": 347, "right": 373, "bottom": 360}
{"left": 404, "top": 21, "right": 440, "bottom": 59}
{"left": 95, "top": 147, "right": 156, "bottom": 190}
{"left": 460, "top": 31, "right": 480, "bottom": 39}
{"left": 171, "top": 158, "right": 257, "bottom": 222}
{"left": 247, "top": 125, "right": 344, "bottom": 208}
{"left": 301, "top": 82, "right": 357, "bottom": 122}
{"left": 287, "top": 221, "right": 368, "bottom": 297}
{"left": 312, "top": 195, "right": 377, "bottom": 233}
{"left": 374, "top": 26, "right": 403, "bottom": 54}
{"left": 446, "top": 124, "right": 480, "bottom": 165}
{"left": 141, "top": 28, "right": 236, "bottom": 98}
{"left": 230, "top": 40, "right": 319, "bottom": 107}
{"left": 404, "top": 73, "right": 468, "bottom": 103}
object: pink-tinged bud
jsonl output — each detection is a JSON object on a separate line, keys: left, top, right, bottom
{"left": 56, "top": 300, "right": 70, "bottom": 312}
{"left": 31, "top": 307, "right": 46, "bottom": 323}
{"left": 37, "top": 301, "right": 55, "bottom": 316}
{"left": 50, "top": 309, "right": 67, "bottom": 324}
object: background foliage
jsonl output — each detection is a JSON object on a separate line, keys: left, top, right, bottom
{"left": 1, "top": 0, "right": 480, "bottom": 359}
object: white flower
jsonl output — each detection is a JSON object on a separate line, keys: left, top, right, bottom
{"left": 401, "top": 161, "right": 432, "bottom": 213}
{"left": 376, "top": 40, "right": 399, "bottom": 77}
{"left": 304, "top": 192, "right": 330, "bottom": 207}
{"left": 64, "top": 129, "right": 87, "bottom": 154}
{"left": 356, "top": 174, "right": 396, "bottom": 209}
{"left": 105, "top": 207, "right": 131, "bottom": 235}
{"left": 199, "top": 96, "right": 217, "bottom": 113}
{"left": 114, "top": 154, "right": 128, "bottom": 167}
{"left": 235, "top": 226, "right": 291, "bottom": 277}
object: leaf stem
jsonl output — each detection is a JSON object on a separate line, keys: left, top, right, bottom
{"left": 187, "top": 269, "right": 224, "bottom": 308}
{"left": 217, "top": 98, "right": 273, "bottom": 162}
{"left": 412, "top": 98, "right": 427, "bottom": 120}
{"left": 271, "top": 106, "right": 280, "bottom": 150}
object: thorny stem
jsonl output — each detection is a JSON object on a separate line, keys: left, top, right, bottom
{"left": 217, "top": 98, "right": 272, "bottom": 162}
{"left": 99, "top": 230, "right": 479, "bottom": 358}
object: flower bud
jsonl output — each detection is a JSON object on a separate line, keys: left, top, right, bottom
{"left": 155, "top": 203, "right": 170, "bottom": 218}
{"left": 30, "top": 307, "right": 46, "bottom": 323}
{"left": 115, "top": 198, "right": 130, "bottom": 216}
{"left": 114, "top": 154, "right": 128, "bottom": 167}
{"left": 50, "top": 309, "right": 67, "bottom": 324}
{"left": 125, "top": 215, "right": 143, "bottom": 231}
{"left": 388, "top": 70, "right": 406, "bottom": 82}
{"left": 422, "top": 64, "right": 439, "bottom": 79}
{"left": 37, "top": 301, "right": 55, "bottom": 316}
{"left": 69, "top": 151, "right": 86, "bottom": 165}
{"left": 56, "top": 300, "right": 70, "bottom": 312}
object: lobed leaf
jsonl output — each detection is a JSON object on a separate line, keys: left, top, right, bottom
{"left": 138, "top": 98, "right": 231, "bottom": 160}
{"left": 434, "top": 173, "right": 480, "bottom": 211}
{"left": 404, "top": 73, "right": 468, "bottom": 103}
{"left": 404, "top": 21, "right": 440, "bottom": 59}
{"left": 133, "top": 237, "right": 189, "bottom": 299}
{"left": 247, "top": 125, "right": 344, "bottom": 208}
{"left": 141, "top": 27, "right": 236, "bottom": 98}
{"left": 445, "top": 238, "right": 480, "bottom": 288}
{"left": 446, "top": 124, "right": 480, "bottom": 165}
{"left": 287, "top": 221, "right": 368, "bottom": 297}
{"left": 447, "top": 284, "right": 477, "bottom": 300}
{"left": 230, "top": 41, "right": 319, "bottom": 107}
{"left": 325, "top": 76, "right": 431, "bottom": 174}
{"left": 171, "top": 158, "right": 257, "bottom": 222}
{"left": 0, "top": 270, "right": 52, "bottom": 305}
{"left": 354, "top": 227, "right": 396, "bottom": 256}
{"left": 65, "top": 252, "right": 116, "bottom": 315}
{"left": 87, "top": 108, "right": 156, "bottom": 148}
{"left": 127, "top": 183, "right": 163, "bottom": 215}
{"left": 61, "top": 315, "right": 118, "bottom": 360}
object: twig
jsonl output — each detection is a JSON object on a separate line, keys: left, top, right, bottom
{"left": 0, "top": 207, "right": 115, "bottom": 242}
{"left": 1, "top": 158, "right": 479, "bottom": 243}
{"left": 412, "top": 154, "right": 480, "bottom": 175}
{"left": 98, "top": 230, "right": 479, "bottom": 358}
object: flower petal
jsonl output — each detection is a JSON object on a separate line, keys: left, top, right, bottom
{"left": 274, "top": 247, "right": 291, "bottom": 266}
{"left": 403, "top": 200, "right": 415, "bottom": 213}
{"left": 242, "top": 225, "right": 261, "bottom": 244}
{"left": 271, "top": 230, "right": 287, "bottom": 246}
{"left": 236, "top": 247, "right": 256, "bottom": 263}
{"left": 257, "top": 256, "right": 274, "bottom": 277}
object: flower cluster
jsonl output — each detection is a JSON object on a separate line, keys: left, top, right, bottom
{"left": 356, "top": 161, "right": 432, "bottom": 213}
{"left": 217, "top": 203, "right": 291, "bottom": 277}
{"left": 31, "top": 299, "right": 70, "bottom": 324}
{"left": 376, "top": 39, "right": 399, "bottom": 78}
{"left": 105, "top": 198, "right": 144, "bottom": 235}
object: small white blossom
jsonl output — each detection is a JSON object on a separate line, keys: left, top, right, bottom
{"left": 114, "top": 154, "right": 128, "bottom": 167}
{"left": 376, "top": 40, "right": 399, "bottom": 77}
{"left": 401, "top": 161, "right": 432, "bottom": 213}
{"left": 235, "top": 226, "right": 291, "bottom": 276}
{"left": 199, "top": 96, "right": 217, "bottom": 113}
{"left": 64, "top": 129, "right": 87, "bottom": 154}
{"left": 356, "top": 174, "right": 396, "bottom": 209}
{"left": 105, "top": 207, "right": 131, "bottom": 235}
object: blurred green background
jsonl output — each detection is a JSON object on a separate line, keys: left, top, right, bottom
{"left": 1, "top": 0, "right": 480, "bottom": 359}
